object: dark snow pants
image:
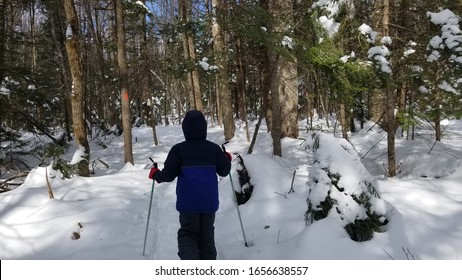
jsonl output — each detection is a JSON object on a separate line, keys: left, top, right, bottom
{"left": 178, "top": 213, "right": 217, "bottom": 260}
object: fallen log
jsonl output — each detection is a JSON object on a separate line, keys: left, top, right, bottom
{"left": 0, "top": 172, "right": 29, "bottom": 192}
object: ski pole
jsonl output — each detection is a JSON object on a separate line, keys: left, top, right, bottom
{"left": 142, "top": 158, "right": 157, "bottom": 256}
{"left": 222, "top": 142, "right": 250, "bottom": 247}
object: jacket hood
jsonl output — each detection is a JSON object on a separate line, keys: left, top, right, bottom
{"left": 182, "top": 110, "right": 207, "bottom": 140}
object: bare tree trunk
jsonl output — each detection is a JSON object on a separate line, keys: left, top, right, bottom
{"left": 269, "top": 45, "right": 282, "bottom": 156}
{"left": 383, "top": 0, "right": 396, "bottom": 177}
{"left": 179, "top": 0, "right": 203, "bottom": 111}
{"left": 29, "top": 0, "right": 37, "bottom": 75}
{"left": 216, "top": 78, "right": 223, "bottom": 127}
{"left": 435, "top": 88, "right": 442, "bottom": 141}
{"left": 397, "top": 0, "right": 410, "bottom": 126}
{"left": 83, "top": 1, "right": 111, "bottom": 129}
{"left": 270, "top": 77, "right": 282, "bottom": 156}
{"left": 279, "top": 59, "right": 298, "bottom": 138}
{"left": 189, "top": 38, "right": 203, "bottom": 111}
{"left": 212, "top": 0, "right": 235, "bottom": 140}
{"left": 247, "top": 114, "right": 264, "bottom": 154}
{"left": 0, "top": 0, "right": 6, "bottom": 83}
{"left": 339, "top": 100, "right": 348, "bottom": 140}
{"left": 383, "top": 0, "right": 390, "bottom": 36}
{"left": 305, "top": 74, "right": 314, "bottom": 129}
{"left": 269, "top": 0, "right": 298, "bottom": 140}
{"left": 386, "top": 88, "right": 397, "bottom": 177}
{"left": 115, "top": 0, "right": 134, "bottom": 164}
{"left": 45, "top": 167, "right": 54, "bottom": 199}
{"left": 268, "top": 0, "right": 298, "bottom": 156}
{"left": 63, "top": 0, "right": 90, "bottom": 177}
{"left": 236, "top": 37, "right": 250, "bottom": 142}
{"left": 107, "top": 9, "right": 118, "bottom": 127}
{"left": 261, "top": 46, "right": 272, "bottom": 132}
{"left": 235, "top": 31, "right": 246, "bottom": 121}
{"left": 407, "top": 88, "right": 414, "bottom": 140}
{"left": 48, "top": 2, "right": 72, "bottom": 142}
{"left": 28, "top": 1, "right": 41, "bottom": 124}
{"left": 368, "top": 0, "right": 386, "bottom": 124}
{"left": 259, "top": 0, "right": 272, "bottom": 132}
{"left": 140, "top": 0, "right": 158, "bottom": 145}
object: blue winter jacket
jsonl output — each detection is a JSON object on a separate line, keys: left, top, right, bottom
{"left": 153, "top": 110, "right": 231, "bottom": 213}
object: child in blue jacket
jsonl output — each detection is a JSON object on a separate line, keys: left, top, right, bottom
{"left": 149, "top": 110, "right": 231, "bottom": 260}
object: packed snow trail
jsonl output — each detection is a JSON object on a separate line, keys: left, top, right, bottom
{"left": 145, "top": 179, "right": 179, "bottom": 259}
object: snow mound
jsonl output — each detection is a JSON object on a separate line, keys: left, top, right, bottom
{"left": 304, "top": 132, "right": 394, "bottom": 242}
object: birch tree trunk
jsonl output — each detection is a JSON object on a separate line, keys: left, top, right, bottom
{"left": 115, "top": 0, "right": 134, "bottom": 164}
{"left": 212, "top": 0, "right": 235, "bottom": 140}
{"left": 63, "top": 0, "right": 90, "bottom": 177}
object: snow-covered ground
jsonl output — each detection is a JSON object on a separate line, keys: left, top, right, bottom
{"left": 2, "top": 117, "right": 462, "bottom": 278}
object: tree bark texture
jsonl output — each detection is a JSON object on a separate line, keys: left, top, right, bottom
{"left": 179, "top": 0, "right": 203, "bottom": 112}
{"left": 434, "top": 88, "right": 442, "bottom": 142}
{"left": 47, "top": 2, "right": 72, "bottom": 142}
{"left": 382, "top": 0, "right": 397, "bottom": 177}
{"left": 212, "top": 0, "right": 235, "bottom": 140}
{"left": 63, "top": 0, "right": 90, "bottom": 177}
{"left": 83, "top": 0, "right": 112, "bottom": 129}
{"left": 269, "top": 52, "right": 282, "bottom": 156}
{"left": 0, "top": 0, "right": 6, "bottom": 83}
{"left": 269, "top": 0, "right": 298, "bottom": 140}
{"left": 235, "top": 37, "right": 250, "bottom": 142}
{"left": 339, "top": 100, "right": 348, "bottom": 140}
{"left": 115, "top": 0, "right": 134, "bottom": 164}
{"left": 140, "top": 0, "right": 158, "bottom": 145}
